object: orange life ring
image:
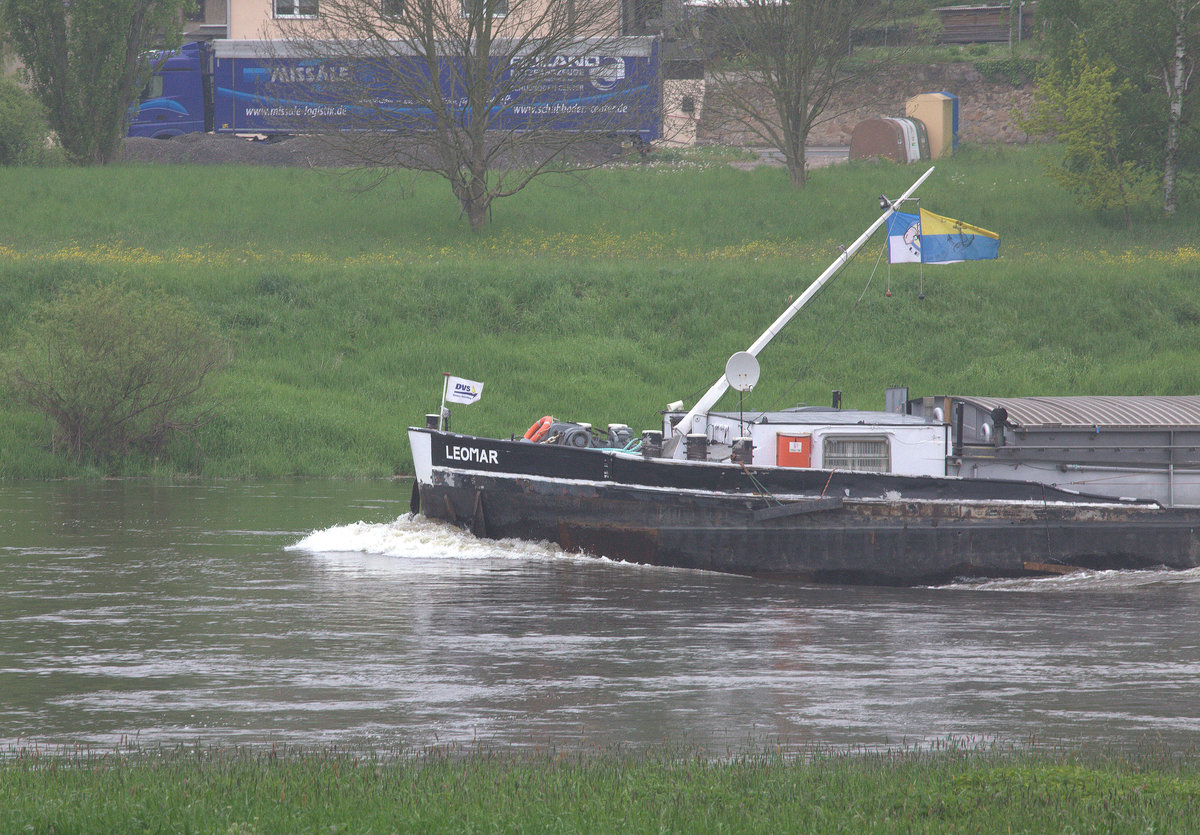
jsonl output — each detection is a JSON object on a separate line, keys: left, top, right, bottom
{"left": 524, "top": 415, "right": 554, "bottom": 443}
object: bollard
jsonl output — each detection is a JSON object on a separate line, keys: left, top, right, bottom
{"left": 732, "top": 437, "right": 754, "bottom": 465}
{"left": 641, "top": 430, "right": 663, "bottom": 459}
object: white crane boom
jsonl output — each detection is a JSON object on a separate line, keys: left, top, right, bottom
{"left": 668, "top": 166, "right": 935, "bottom": 456}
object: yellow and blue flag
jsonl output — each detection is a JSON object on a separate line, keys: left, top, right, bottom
{"left": 917, "top": 208, "right": 1000, "bottom": 263}
{"left": 886, "top": 208, "right": 1000, "bottom": 265}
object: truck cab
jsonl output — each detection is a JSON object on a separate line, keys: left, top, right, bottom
{"left": 128, "top": 41, "right": 212, "bottom": 138}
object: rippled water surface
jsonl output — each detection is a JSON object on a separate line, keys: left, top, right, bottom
{"left": 3, "top": 481, "right": 1200, "bottom": 753}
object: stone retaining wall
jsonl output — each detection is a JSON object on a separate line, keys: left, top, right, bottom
{"left": 696, "top": 63, "right": 1035, "bottom": 148}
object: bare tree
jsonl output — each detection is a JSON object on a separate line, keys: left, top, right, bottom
{"left": 1158, "top": 0, "right": 1199, "bottom": 216}
{"left": 700, "top": 0, "right": 916, "bottom": 188}
{"left": 265, "top": 0, "right": 661, "bottom": 229}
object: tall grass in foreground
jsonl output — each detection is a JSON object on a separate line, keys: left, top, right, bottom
{"left": 4, "top": 743, "right": 1200, "bottom": 833}
{"left": 0, "top": 147, "right": 1197, "bottom": 477}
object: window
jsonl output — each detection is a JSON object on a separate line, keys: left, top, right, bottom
{"left": 140, "top": 74, "right": 164, "bottom": 102}
{"left": 379, "top": 0, "right": 403, "bottom": 16}
{"left": 461, "top": 0, "right": 508, "bottom": 17}
{"left": 275, "top": 0, "right": 317, "bottom": 18}
{"left": 823, "top": 436, "right": 890, "bottom": 472}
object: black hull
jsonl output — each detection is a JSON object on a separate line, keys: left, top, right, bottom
{"left": 411, "top": 429, "right": 1200, "bottom": 585}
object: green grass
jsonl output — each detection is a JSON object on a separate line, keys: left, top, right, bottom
{"left": 1, "top": 146, "right": 1197, "bottom": 478}
{"left": 5, "top": 743, "right": 1200, "bottom": 833}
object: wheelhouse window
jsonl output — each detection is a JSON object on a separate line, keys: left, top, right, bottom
{"left": 461, "top": 0, "right": 508, "bottom": 16}
{"left": 275, "top": 0, "right": 318, "bottom": 18}
{"left": 823, "top": 436, "right": 890, "bottom": 472}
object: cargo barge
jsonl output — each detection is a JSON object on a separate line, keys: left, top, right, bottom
{"left": 407, "top": 169, "right": 1200, "bottom": 584}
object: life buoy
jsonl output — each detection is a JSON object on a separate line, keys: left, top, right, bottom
{"left": 524, "top": 415, "right": 553, "bottom": 443}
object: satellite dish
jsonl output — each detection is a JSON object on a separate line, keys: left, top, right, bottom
{"left": 724, "top": 351, "right": 760, "bottom": 393}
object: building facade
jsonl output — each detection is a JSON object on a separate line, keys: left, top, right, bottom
{"left": 213, "top": 0, "right": 669, "bottom": 40}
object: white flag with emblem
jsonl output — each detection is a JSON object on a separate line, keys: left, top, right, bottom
{"left": 445, "top": 376, "right": 484, "bottom": 405}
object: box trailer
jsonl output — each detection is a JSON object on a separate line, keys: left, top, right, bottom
{"left": 129, "top": 38, "right": 662, "bottom": 142}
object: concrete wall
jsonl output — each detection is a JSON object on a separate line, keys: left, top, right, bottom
{"left": 661, "top": 79, "right": 704, "bottom": 147}
{"left": 698, "top": 63, "right": 1035, "bottom": 148}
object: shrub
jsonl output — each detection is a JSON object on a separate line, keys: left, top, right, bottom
{"left": 0, "top": 77, "right": 53, "bottom": 165}
{"left": 2, "top": 281, "right": 231, "bottom": 467}
{"left": 975, "top": 57, "right": 1038, "bottom": 86}
{"left": 1018, "top": 47, "right": 1157, "bottom": 228}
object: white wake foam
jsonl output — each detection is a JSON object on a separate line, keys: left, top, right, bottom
{"left": 288, "top": 513, "right": 569, "bottom": 564}
{"left": 942, "top": 565, "right": 1200, "bottom": 593}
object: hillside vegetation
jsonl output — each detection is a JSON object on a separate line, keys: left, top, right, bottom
{"left": 0, "top": 146, "right": 1197, "bottom": 478}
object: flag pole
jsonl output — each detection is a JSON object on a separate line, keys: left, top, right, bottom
{"left": 439, "top": 372, "right": 450, "bottom": 430}
{"left": 915, "top": 197, "right": 925, "bottom": 300}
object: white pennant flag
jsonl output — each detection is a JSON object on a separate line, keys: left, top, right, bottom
{"left": 445, "top": 375, "right": 484, "bottom": 405}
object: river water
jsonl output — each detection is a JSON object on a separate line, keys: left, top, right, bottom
{"left": 3, "top": 481, "right": 1199, "bottom": 755}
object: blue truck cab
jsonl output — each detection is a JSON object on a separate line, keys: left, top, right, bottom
{"left": 129, "top": 41, "right": 213, "bottom": 138}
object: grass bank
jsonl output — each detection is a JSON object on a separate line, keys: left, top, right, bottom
{"left": 5, "top": 744, "right": 1200, "bottom": 833}
{"left": 1, "top": 146, "right": 1197, "bottom": 478}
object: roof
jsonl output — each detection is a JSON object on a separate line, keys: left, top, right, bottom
{"left": 714, "top": 406, "right": 935, "bottom": 427}
{"left": 952, "top": 395, "right": 1200, "bottom": 429}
